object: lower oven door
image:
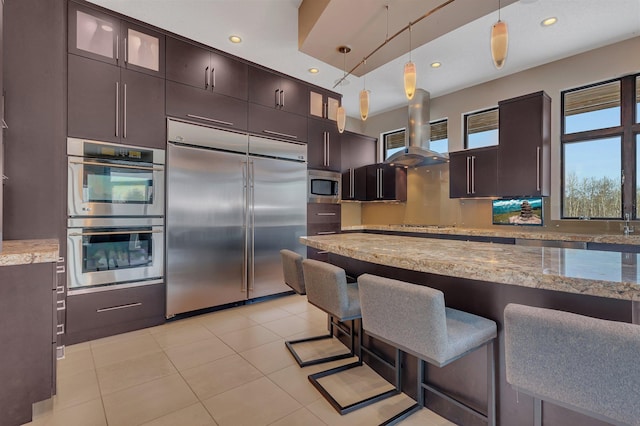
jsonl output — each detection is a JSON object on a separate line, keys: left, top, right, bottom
{"left": 67, "top": 218, "right": 164, "bottom": 293}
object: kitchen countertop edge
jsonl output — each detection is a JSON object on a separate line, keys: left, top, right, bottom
{"left": 0, "top": 239, "right": 60, "bottom": 266}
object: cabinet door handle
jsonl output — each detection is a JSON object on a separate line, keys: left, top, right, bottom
{"left": 186, "top": 114, "right": 233, "bottom": 127}
{"left": 116, "top": 35, "right": 119, "bottom": 61}
{"left": 97, "top": 302, "right": 141, "bottom": 313}
{"left": 536, "top": 146, "right": 541, "bottom": 191}
{"left": 323, "top": 102, "right": 328, "bottom": 119}
{"left": 323, "top": 133, "right": 327, "bottom": 166}
{"left": 326, "top": 132, "right": 330, "bottom": 167}
{"left": 466, "top": 156, "right": 471, "bottom": 194}
{"left": 124, "top": 37, "right": 128, "bottom": 64}
{"left": 471, "top": 156, "right": 476, "bottom": 194}
{"left": 115, "top": 81, "right": 119, "bottom": 137}
{"left": 211, "top": 68, "right": 216, "bottom": 89}
{"left": 350, "top": 168, "right": 354, "bottom": 198}
{"left": 123, "top": 83, "right": 127, "bottom": 138}
{"left": 274, "top": 89, "right": 280, "bottom": 107}
{"left": 263, "top": 129, "right": 297, "bottom": 139}
{"left": 205, "top": 66, "right": 209, "bottom": 89}
{"left": 280, "top": 90, "right": 285, "bottom": 108}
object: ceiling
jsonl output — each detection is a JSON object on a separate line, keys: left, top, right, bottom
{"left": 88, "top": 0, "right": 640, "bottom": 119}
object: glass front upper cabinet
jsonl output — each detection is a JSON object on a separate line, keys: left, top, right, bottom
{"left": 310, "top": 90, "right": 340, "bottom": 121}
{"left": 68, "top": 3, "right": 165, "bottom": 76}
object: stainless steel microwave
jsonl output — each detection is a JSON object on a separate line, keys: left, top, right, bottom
{"left": 308, "top": 169, "right": 340, "bottom": 203}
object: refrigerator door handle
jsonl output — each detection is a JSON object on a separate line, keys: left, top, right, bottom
{"left": 241, "top": 160, "right": 248, "bottom": 292}
{"left": 248, "top": 160, "right": 255, "bottom": 291}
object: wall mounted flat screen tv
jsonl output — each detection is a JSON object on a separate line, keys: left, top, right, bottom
{"left": 492, "top": 197, "right": 543, "bottom": 226}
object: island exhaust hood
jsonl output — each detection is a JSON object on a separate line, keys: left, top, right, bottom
{"left": 385, "top": 89, "right": 449, "bottom": 167}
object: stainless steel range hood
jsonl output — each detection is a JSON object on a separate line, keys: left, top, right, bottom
{"left": 385, "top": 89, "right": 449, "bottom": 167}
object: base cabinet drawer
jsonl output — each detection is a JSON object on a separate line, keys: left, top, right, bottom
{"left": 307, "top": 203, "right": 341, "bottom": 223}
{"left": 307, "top": 222, "right": 340, "bottom": 236}
{"left": 307, "top": 246, "right": 330, "bottom": 262}
{"left": 66, "top": 283, "right": 165, "bottom": 344}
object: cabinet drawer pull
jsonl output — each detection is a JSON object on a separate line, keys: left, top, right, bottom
{"left": 56, "top": 265, "right": 66, "bottom": 274}
{"left": 186, "top": 114, "right": 233, "bottom": 127}
{"left": 316, "top": 231, "right": 337, "bottom": 235}
{"left": 56, "top": 300, "right": 66, "bottom": 311}
{"left": 97, "top": 302, "right": 142, "bottom": 313}
{"left": 316, "top": 212, "right": 336, "bottom": 216}
{"left": 263, "top": 129, "right": 297, "bottom": 140}
{"left": 56, "top": 324, "right": 65, "bottom": 336}
{"left": 317, "top": 251, "right": 329, "bottom": 254}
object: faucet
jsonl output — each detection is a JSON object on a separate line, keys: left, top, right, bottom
{"left": 624, "top": 213, "right": 634, "bottom": 236}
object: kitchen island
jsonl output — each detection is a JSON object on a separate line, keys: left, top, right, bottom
{"left": 300, "top": 233, "right": 636, "bottom": 426}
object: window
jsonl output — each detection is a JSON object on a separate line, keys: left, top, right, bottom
{"left": 636, "top": 76, "right": 640, "bottom": 123}
{"left": 382, "top": 119, "right": 449, "bottom": 160}
{"left": 561, "top": 75, "right": 640, "bottom": 219}
{"left": 464, "top": 108, "right": 498, "bottom": 149}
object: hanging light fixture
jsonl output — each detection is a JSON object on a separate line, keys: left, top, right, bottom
{"left": 359, "top": 59, "right": 369, "bottom": 121}
{"left": 404, "top": 23, "right": 416, "bottom": 99}
{"left": 490, "top": 0, "right": 508, "bottom": 69}
{"left": 336, "top": 46, "right": 350, "bottom": 133}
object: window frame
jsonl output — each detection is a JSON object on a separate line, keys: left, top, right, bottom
{"left": 463, "top": 107, "right": 499, "bottom": 149}
{"left": 560, "top": 74, "right": 640, "bottom": 219}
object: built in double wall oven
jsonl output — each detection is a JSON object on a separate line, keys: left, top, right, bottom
{"left": 67, "top": 138, "right": 165, "bottom": 293}
{"left": 67, "top": 138, "right": 165, "bottom": 217}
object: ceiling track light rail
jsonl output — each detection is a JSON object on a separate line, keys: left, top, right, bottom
{"left": 332, "top": 0, "right": 456, "bottom": 89}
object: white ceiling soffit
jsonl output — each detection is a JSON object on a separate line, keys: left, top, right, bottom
{"left": 87, "top": 0, "right": 640, "bottom": 119}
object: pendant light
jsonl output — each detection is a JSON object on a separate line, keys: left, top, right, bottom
{"left": 359, "top": 59, "right": 369, "bottom": 121}
{"left": 336, "top": 46, "right": 350, "bottom": 133}
{"left": 404, "top": 23, "right": 416, "bottom": 100}
{"left": 490, "top": 0, "right": 508, "bottom": 69}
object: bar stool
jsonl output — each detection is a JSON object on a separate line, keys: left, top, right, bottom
{"left": 280, "top": 250, "right": 354, "bottom": 367}
{"left": 504, "top": 303, "right": 640, "bottom": 426}
{"left": 358, "top": 274, "right": 497, "bottom": 426}
{"left": 303, "top": 259, "right": 400, "bottom": 415}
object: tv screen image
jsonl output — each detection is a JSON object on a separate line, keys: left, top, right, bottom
{"left": 492, "top": 198, "right": 543, "bottom": 226}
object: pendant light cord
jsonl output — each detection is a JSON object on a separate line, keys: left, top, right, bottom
{"left": 409, "top": 23, "right": 412, "bottom": 62}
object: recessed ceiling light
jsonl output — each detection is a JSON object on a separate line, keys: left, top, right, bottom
{"left": 229, "top": 35, "right": 242, "bottom": 43}
{"left": 308, "top": 68, "right": 319, "bottom": 74}
{"left": 430, "top": 62, "right": 442, "bottom": 68}
{"left": 541, "top": 17, "right": 558, "bottom": 27}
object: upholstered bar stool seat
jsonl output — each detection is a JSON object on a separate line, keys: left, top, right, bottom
{"left": 303, "top": 260, "right": 400, "bottom": 415}
{"left": 358, "top": 274, "right": 497, "bottom": 426}
{"left": 280, "top": 249, "right": 354, "bottom": 367}
{"left": 504, "top": 303, "right": 640, "bottom": 426}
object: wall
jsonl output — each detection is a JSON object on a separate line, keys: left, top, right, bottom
{"left": 353, "top": 36, "right": 640, "bottom": 234}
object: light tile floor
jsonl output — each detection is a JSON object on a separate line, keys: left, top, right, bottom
{"left": 24, "top": 294, "right": 456, "bottom": 426}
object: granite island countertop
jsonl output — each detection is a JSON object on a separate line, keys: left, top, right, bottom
{"left": 300, "top": 233, "right": 640, "bottom": 301}
{"left": 0, "top": 239, "right": 60, "bottom": 266}
{"left": 342, "top": 224, "right": 640, "bottom": 245}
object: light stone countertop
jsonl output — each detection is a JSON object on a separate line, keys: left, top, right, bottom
{"left": 300, "top": 233, "right": 640, "bottom": 301}
{"left": 0, "top": 239, "right": 60, "bottom": 266}
{"left": 342, "top": 224, "right": 640, "bottom": 245}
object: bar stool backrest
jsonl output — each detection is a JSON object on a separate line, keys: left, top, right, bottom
{"left": 280, "top": 249, "right": 305, "bottom": 295}
{"left": 302, "top": 259, "right": 352, "bottom": 319}
{"left": 358, "top": 274, "right": 449, "bottom": 362}
{"left": 504, "top": 303, "right": 640, "bottom": 426}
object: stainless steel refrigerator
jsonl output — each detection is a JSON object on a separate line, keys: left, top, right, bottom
{"left": 166, "top": 120, "right": 307, "bottom": 317}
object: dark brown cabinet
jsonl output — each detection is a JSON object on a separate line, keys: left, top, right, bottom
{"left": 166, "top": 80, "right": 248, "bottom": 131}
{"left": 309, "top": 88, "right": 341, "bottom": 121}
{"left": 365, "top": 164, "right": 407, "bottom": 201}
{"left": 449, "top": 146, "right": 498, "bottom": 198}
{"left": 66, "top": 283, "right": 165, "bottom": 344}
{"left": 341, "top": 132, "right": 377, "bottom": 201}
{"left": 166, "top": 37, "right": 248, "bottom": 100}
{"left": 68, "top": 1, "right": 165, "bottom": 77}
{"left": 306, "top": 204, "right": 341, "bottom": 261}
{"left": 0, "top": 262, "right": 56, "bottom": 426}
{"left": 308, "top": 118, "right": 341, "bottom": 171}
{"left": 498, "top": 91, "right": 551, "bottom": 197}
{"left": 249, "top": 66, "right": 309, "bottom": 116}
{"left": 68, "top": 54, "right": 165, "bottom": 149}
{"left": 248, "top": 103, "right": 308, "bottom": 142}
